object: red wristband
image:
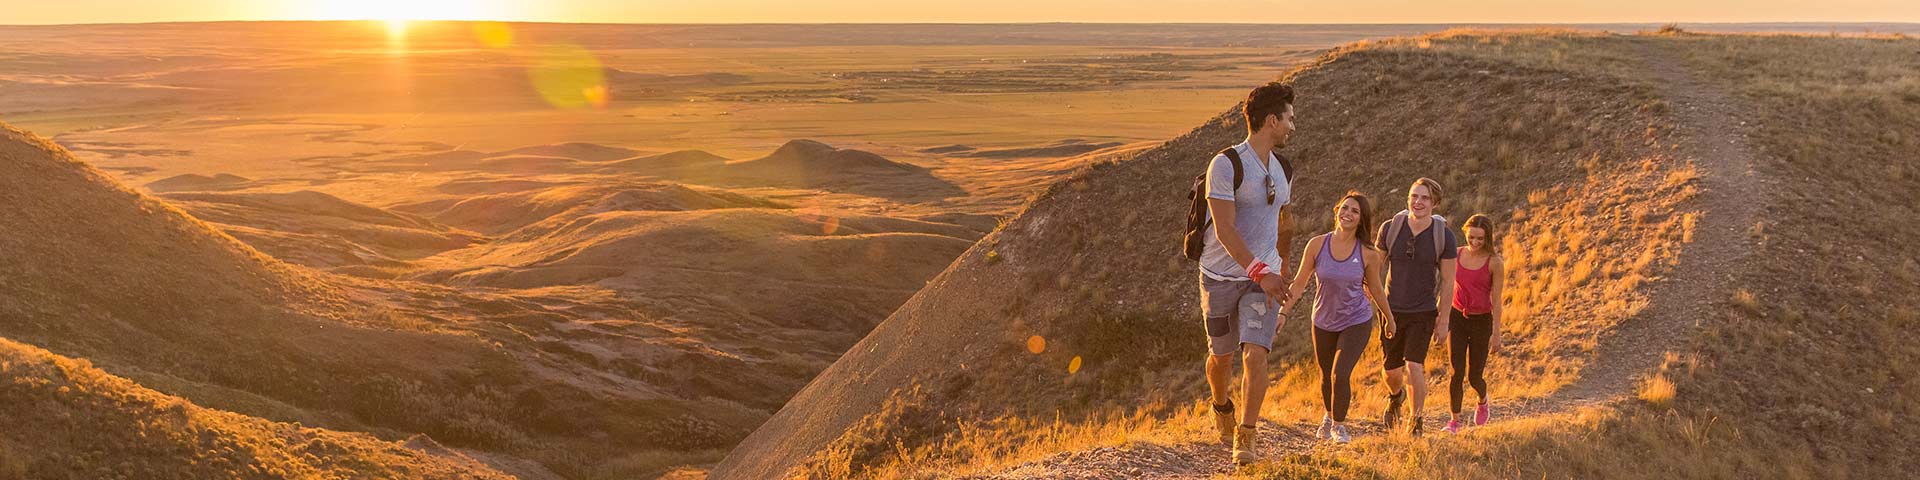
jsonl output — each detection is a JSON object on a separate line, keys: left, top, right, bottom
{"left": 1248, "top": 261, "right": 1271, "bottom": 282}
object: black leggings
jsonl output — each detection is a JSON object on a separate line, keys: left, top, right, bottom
{"left": 1449, "top": 309, "right": 1494, "bottom": 413}
{"left": 1314, "top": 321, "right": 1372, "bottom": 423}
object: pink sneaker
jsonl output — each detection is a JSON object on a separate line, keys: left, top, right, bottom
{"left": 1443, "top": 419, "right": 1461, "bottom": 434}
{"left": 1474, "top": 403, "right": 1491, "bottom": 426}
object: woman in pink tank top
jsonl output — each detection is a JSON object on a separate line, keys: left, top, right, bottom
{"left": 1445, "top": 214, "right": 1504, "bottom": 433}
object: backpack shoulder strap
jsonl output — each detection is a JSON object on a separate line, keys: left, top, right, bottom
{"left": 1219, "top": 147, "right": 1244, "bottom": 190}
{"left": 1383, "top": 211, "right": 1408, "bottom": 256}
{"left": 1430, "top": 215, "right": 1448, "bottom": 265}
{"left": 1275, "top": 151, "right": 1296, "bottom": 186}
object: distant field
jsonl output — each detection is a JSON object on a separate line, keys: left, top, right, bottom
{"left": 4, "top": 21, "right": 1904, "bottom": 216}
{"left": 0, "top": 22, "right": 1357, "bottom": 212}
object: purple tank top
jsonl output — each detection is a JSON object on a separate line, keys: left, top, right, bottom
{"left": 1312, "top": 234, "right": 1372, "bottom": 331}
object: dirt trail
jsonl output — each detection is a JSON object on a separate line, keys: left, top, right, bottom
{"left": 975, "top": 37, "right": 1769, "bottom": 479}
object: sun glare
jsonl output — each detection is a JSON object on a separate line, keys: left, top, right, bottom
{"left": 384, "top": 19, "right": 409, "bottom": 38}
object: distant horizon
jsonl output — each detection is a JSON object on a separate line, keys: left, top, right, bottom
{"left": 6, "top": 0, "right": 1919, "bottom": 26}
{"left": 7, "top": 19, "right": 1920, "bottom": 28}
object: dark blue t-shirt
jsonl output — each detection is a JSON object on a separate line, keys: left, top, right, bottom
{"left": 1375, "top": 217, "right": 1459, "bottom": 312}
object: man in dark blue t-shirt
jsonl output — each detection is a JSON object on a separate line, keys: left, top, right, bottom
{"left": 1373, "top": 177, "right": 1458, "bottom": 437}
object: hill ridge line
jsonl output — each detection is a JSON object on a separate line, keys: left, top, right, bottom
{"left": 977, "top": 36, "right": 1771, "bottom": 479}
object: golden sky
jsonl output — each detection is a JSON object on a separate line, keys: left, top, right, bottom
{"left": 6, "top": 0, "right": 1918, "bottom": 24}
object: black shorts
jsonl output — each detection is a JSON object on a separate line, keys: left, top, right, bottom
{"left": 1382, "top": 310, "right": 1438, "bottom": 370}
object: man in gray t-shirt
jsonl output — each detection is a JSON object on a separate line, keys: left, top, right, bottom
{"left": 1198, "top": 82, "right": 1298, "bottom": 466}
{"left": 1199, "top": 143, "right": 1290, "bottom": 280}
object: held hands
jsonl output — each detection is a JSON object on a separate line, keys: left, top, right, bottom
{"left": 1248, "top": 260, "right": 1290, "bottom": 309}
{"left": 1433, "top": 311, "right": 1451, "bottom": 346}
{"left": 1258, "top": 275, "right": 1288, "bottom": 305}
{"left": 1491, "top": 333, "right": 1504, "bottom": 354}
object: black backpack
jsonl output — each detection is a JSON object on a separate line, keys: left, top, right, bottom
{"left": 1183, "top": 147, "right": 1294, "bottom": 261}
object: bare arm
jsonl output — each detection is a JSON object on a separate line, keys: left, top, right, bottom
{"left": 1207, "top": 198, "right": 1257, "bottom": 271}
{"left": 1363, "top": 248, "right": 1396, "bottom": 332}
{"left": 1436, "top": 257, "right": 1456, "bottom": 342}
{"left": 1489, "top": 255, "right": 1505, "bottom": 353}
{"left": 1283, "top": 235, "right": 1321, "bottom": 314}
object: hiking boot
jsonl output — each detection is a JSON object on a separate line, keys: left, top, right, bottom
{"left": 1410, "top": 415, "right": 1425, "bottom": 437}
{"left": 1332, "top": 423, "right": 1352, "bottom": 444}
{"left": 1231, "top": 424, "right": 1259, "bottom": 465}
{"left": 1383, "top": 392, "right": 1406, "bottom": 430}
{"left": 1212, "top": 401, "right": 1236, "bottom": 445}
{"left": 1316, "top": 414, "right": 1333, "bottom": 440}
{"left": 1475, "top": 402, "right": 1491, "bottom": 426}
{"left": 1443, "top": 418, "right": 1461, "bottom": 434}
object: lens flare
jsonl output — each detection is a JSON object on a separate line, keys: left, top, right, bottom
{"left": 1068, "top": 356, "right": 1083, "bottom": 374}
{"left": 529, "top": 45, "right": 609, "bottom": 109}
{"left": 1026, "top": 335, "right": 1047, "bottom": 354}
{"left": 797, "top": 199, "right": 841, "bottom": 235}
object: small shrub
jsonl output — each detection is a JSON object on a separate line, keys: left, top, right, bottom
{"left": 1640, "top": 374, "right": 1676, "bottom": 407}
{"left": 1730, "top": 289, "right": 1761, "bottom": 315}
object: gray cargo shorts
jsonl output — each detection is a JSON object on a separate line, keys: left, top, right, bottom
{"left": 1199, "top": 272, "right": 1280, "bottom": 356}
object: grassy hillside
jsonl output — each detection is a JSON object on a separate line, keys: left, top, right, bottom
{"left": 713, "top": 29, "right": 1710, "bottom": 479}
{"left": 1228, "top": 29, "right": 1920, "bottom": 480}
{"left": 0, "top": 337, "right": 512, "bottom": 479}
{"left": 1642, "top": 30, "right": 1919, "bottom": 477}
{"left": 719, "top": 30, "right": 1920, "bottom": 480}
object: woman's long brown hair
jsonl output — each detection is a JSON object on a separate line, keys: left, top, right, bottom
{"left": 1336, "top": 190, "right": 1377, "bottom": 250}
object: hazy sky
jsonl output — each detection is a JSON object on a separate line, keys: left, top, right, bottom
{"left": 6, "top": 0, "right": 1918, "bottom": 25}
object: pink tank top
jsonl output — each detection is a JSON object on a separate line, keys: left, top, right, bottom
{"left": 1452, "top": 251, "right": 1495, "bottom": 314}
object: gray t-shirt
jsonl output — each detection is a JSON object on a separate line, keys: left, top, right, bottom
{"left": 1375, "top": 216, "right": 1460, "bottom": 312}
{"left": 1199, "top": 141, "right": 1291, "bottom": 281}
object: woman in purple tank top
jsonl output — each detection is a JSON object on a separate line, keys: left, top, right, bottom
{"left": 1282, "top": 191, "right": 1394, "bottom": 444}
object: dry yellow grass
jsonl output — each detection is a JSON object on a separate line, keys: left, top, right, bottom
{"left": 768, "top": 29, "right": 1698, "bottom": 479}
{"left": 771, "top": 30, "right": 1920, "bottom": 480}
{"left": 1251, "top": 29, "right": 1920, "bottom": 480}
{"left": 0, "top": 338, "right": 512, "bottom": 479}
{"left": 1638, "top": 374, "right": 1676, "bottom": 407}
{"left": 0, "top": 121, "right": 774, "bottom": 479}
{"left": 1256, "top": 33, "right": 1700, "bottom": 427}
{"left": 1657, "top": 31, "right": 1920, "bottom": 478}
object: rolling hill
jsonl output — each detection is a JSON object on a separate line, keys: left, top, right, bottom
{"left": 0, "top": 122, "right": 544, "bottom": 476}
{"left": 0, "top": 338, "right": 514, "bottom": 479}
{"left": 710, "top": 30, "right": 1782, "bottom": 479}
{"left": 0, "top": 122, "right": 781, "bottom": 479}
